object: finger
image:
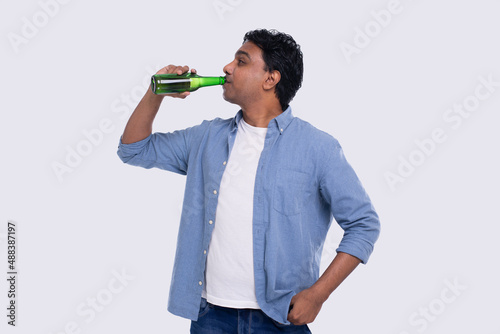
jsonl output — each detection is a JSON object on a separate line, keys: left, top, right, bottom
{"left": 163, "top": 90, "right": 189, "bottom": 99}
{"left": 288, "top": 312, "right": 305, "bottom": 326}
{"left": 191, "top": 68, "right": 197, "bottom": 74}
{"left": 177, "top": 91, "right": 190, "bottom": 99}
{"left": 157, "top": 65, "right": 188, "bottom": 75}
{"left": 161, "top": 65, "right": 175, "bottom": 74}
{"left": 175, "top": 65, "right": 189, "bottom": 75}
{"left": 166, "top": 65, "right": 176, "bottom": 72}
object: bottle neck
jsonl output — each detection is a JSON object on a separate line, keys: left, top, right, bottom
{"left": 198, "top": 76, "right": 225, "bottom": 87}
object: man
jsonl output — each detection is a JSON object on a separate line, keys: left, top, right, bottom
{"left": 118, "top": 29, "right": 380, "bottom": 333}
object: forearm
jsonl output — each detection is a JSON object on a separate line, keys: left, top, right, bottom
{"left": 287, "top": 252, "right": 361, "bottom": 325}
{"left": 121, "top": 88, "right": 165, "bottom": 144}
{"left": 311, "top": 252, "right": 361, "bottom": 303}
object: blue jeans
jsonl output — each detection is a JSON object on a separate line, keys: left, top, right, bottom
{"left": 190, "top": 298, "right": 312, "bottom": 333}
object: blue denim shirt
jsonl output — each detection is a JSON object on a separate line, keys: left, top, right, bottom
{"left": 117, "top": 106, "right": 380, "bottom": 325}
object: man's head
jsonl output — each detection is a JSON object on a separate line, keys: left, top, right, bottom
{"left": 223, "top": 29, "right": 303, "bottom": 111}
{"left": 243, "top": 29, "right": 303, "bottom": 110}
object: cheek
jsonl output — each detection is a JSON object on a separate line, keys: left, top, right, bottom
{"left": 245, "top": 70, "right": 265, "bottom": 88}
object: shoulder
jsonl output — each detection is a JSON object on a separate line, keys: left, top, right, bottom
{"left": 198, "top": 116, "right": 235, "bottom": 136}
{"left": 200, "top": 114, "right": 235, "bottom": 128}
{"left": 290, "top": 116, "right": 341, "bottom": 150}
{"left": 183, "top": 115, "right": 233, "bottom": 134}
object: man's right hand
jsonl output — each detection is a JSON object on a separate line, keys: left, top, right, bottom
{"left": 121, "top": 64, "right": 197, "bottom": 144}
{"left": 155, "top": 65, "right": 197, "bottom": 99}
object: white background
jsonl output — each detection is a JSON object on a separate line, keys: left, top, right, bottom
{"left": 1, "top": 0, "right": 499, "bottom": 333}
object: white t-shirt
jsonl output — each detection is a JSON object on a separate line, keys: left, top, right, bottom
{"left": 202, "top": 117, "right": 268, "bottom": 309}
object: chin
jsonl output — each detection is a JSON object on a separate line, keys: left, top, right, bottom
{"left": 222, "top": 92, "right": 236, "bottom": 105}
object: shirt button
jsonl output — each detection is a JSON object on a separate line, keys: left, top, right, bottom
{"left": 280, "top": 128, "right": 283, "bottom": 132}
{"left": 213, "top": 190, "right": 217, "bottom": 195}
{"left": 209, "top": 220, "right": 213, "bottom": 225}
{"left": 199, "top": 281, "right": 203, "bottom": 286}
{"left": 223, "top": 161, "right": 227, "bottom": 165}
{"left": 204, "top": 250, "right": 207, "bottom": 254}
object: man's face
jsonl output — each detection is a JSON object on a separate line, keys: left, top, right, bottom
{"left": 222, "top": 41, "right": 269, "bottom": 107}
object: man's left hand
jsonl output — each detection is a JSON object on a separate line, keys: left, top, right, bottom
{"left": 287, "top": 287, "right": 325, "bottom": 325}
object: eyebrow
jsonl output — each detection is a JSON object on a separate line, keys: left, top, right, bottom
{"left": 235, "top": 50, "right": 251, "bottom": 60}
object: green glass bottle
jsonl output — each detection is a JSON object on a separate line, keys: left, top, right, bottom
{"left": 151, "top": 73, "right": 225, "bottom": 94}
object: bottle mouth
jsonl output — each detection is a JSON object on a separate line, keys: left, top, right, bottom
{"left": 151, "top": 76, "right": 156, "bottom": 94}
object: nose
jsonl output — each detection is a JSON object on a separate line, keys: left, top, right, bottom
{"left": 223, "top": 60, "right": 235, "bottom": 76}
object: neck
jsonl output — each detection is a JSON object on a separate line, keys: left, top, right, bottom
{"left": 240, "top": 101, "right": 283, "bottom": 128}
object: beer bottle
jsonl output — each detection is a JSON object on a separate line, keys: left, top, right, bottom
{"left": 151, "top": 73, "right": 225, "bottom": 94}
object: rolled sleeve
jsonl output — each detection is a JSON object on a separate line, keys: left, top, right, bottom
{"left": 117, "top": 134, "right": 154, "bottom": 165}
{"left": 117, "top": 122, "right": 207, "bottom": 175}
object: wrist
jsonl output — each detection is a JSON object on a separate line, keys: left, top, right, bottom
{"left": 146, "top": 86, "right": 165, "bottom": 100}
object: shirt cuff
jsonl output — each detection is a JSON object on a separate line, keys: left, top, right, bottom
{"left": 117, "top": 134, "right": 152, "bottom": 161}
{"left": 336, "top": 237, "right": 375, "bottom": 264}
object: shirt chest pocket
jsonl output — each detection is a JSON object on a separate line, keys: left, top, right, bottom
{"left": 273, "top": 169, "right": 310, "bottom": 216}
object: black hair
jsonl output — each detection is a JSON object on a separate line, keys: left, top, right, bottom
{"left": 243, "top": 29, "right": 304, "bottom": 111}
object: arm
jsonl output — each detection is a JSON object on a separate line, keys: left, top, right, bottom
{"left": 288, "top": 140, "right": 380, "bottom": 325}
{"left": 121, "top": 65, "right": 195, "bottom": 144}
{"left": 117, "top": 65, "right": 202, "bottom": 174}
{"left": 287, "top": 252, "right": 361, "bottom": 325}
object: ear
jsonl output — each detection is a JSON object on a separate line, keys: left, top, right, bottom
{"left": 263, "top": 70, "right": 281, "bottom": 91}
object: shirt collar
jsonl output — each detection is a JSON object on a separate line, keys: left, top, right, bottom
{"left": 232, "top": 106, "right": 294, "bottom": 135}
{"left": 272, "top": 105, "right": 294, "bottom": 135}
